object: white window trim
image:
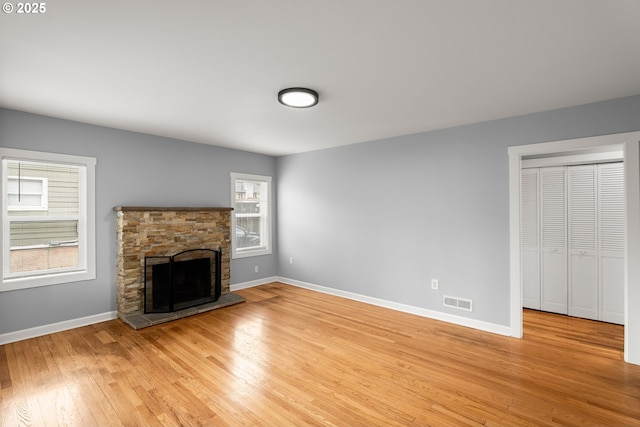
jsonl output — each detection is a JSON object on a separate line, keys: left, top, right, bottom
{"left": 508, "top": 131, "right": 640, "bottom": 365}
{"left": 230, "top": 172, "right": 272, "bottom": 259}
{"left": 0, "top": 148, "right": 96, "bottom": 292}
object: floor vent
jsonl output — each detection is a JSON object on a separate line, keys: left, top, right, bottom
{"left": 443, "top": 295, "right": 473, "bottom": 312}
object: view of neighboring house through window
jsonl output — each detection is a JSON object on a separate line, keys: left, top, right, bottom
{"left": 230, "top": 173, "right": 272, "bottom": 258}
{"left": 8, "top": 176, "right": 48, "bottom": 211}
{"left": 1, "top": 148, "right": 96, "bottom": 291}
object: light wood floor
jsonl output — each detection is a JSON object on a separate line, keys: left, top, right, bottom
{"left": 1, "top": 282, "right": 639, "bottom": 426}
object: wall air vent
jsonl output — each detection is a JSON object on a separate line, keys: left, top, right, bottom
{"left": 443, "top": 295, "right": 473, "bottom": 312}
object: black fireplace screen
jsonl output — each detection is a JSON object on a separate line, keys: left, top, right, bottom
{"left": 144, "top": 249, "right": 221, "bottom": 313}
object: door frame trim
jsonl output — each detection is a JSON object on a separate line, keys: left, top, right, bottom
{"left": 508, "top": 131, "right": 640, "bottom": 365}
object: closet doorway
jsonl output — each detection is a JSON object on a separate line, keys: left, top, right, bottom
{"left": 508, "top": 131, "right": 640, "bottom": 365}
{"left": 520, "top": 157, "right": 624, "bottom": 325}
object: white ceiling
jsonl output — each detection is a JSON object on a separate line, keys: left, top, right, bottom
{"left": 1, "top": 1, "right": 639, "bottom": 156}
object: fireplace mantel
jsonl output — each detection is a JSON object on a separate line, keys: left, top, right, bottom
{"left": 114, "top": 206, "right": 242, "bottom": 329}
{"left": 114, "top": 206, "right": 234, "bottom": 212}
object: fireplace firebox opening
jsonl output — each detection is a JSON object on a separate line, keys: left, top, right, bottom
{"left": 144, "top": 249, "right": 221, "bottom": 314}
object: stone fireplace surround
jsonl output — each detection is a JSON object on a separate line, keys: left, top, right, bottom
{"left": 114, "top": 206, "right": 244, "bottom": 329}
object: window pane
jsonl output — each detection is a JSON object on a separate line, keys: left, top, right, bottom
{"left": 236, "top": 217, "right": 261, "bottom": 249}
{"left": 4, "top": 157, "right": 83, "bottom": 276}
{"left": 7, "top": 159, "right": 79, "bottom": 215}
{"left": 10, "top": 220, "right": 78, "bottom": 247}
{"left": 8, "top": 194, "right": 42, "bottom": 207}
{"left": 235, "top": 179, "right": 265, "bottom": 249}
{"left": 8, "top": 176, "right": 46, "bottom": 210}
{"left": 10, "top": 243, "right": 79, "bottom": 274}
{"left": 9, "top": 178, "right": 42, "bottom": 193}
{"left": 231, "top": 173, "right": 271, "bottom": 258}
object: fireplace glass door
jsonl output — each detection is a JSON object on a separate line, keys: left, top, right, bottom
{"left": 144, "top": 249, "right": 221, "bottom": 313}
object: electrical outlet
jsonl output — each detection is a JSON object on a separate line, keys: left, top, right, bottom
{"left": 289, "top": 257, "right": 294, "bottom": 264}
{"left": 431, "top": 279, "right": 439, "bottom": 290}
{"left": 255, "top": 265, "right": 259, "bottom": 273}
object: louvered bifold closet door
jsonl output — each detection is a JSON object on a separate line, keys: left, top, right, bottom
{"left": 540, "top": 167, "right": 568, "bottom": 314}
{"left": 521, "top": 168, "right": 541, "bottom": 309}
{"left": 598, "top": 162, "right": 624, "bottom": 324}
{"left": 568, "top": 165, "right": 598, "bottom": 320}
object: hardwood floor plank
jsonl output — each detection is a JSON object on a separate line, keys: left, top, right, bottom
{"left": 1, "top": 282, "right": 640, "bottom": 426}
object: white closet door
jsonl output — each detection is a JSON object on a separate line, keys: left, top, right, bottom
{"left": 567, "top": 165, "right": 598, "bottom": 320}
{"left": 540, "top": 167, "right": 568, "bottom": 314}
{"left": 598, "top": 162, "right": 625, "bottom": 324}
{"left": 521, "top": 168, "right": 540, "bottom": 309}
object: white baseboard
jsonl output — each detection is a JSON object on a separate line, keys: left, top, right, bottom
{"left": 230, "top": 276, "right": 280, "bottom": 291}
{"left": 0, "top": 276, "right": 274, "bottom": 346}
{"left": 275, "top": 277, "right": 513, "bottom": 337}
{"left": 0, "top": 311, "right": 118, "bottom": 345}
{"left": 1, "top": 277, "right": 512, "bottom": 345}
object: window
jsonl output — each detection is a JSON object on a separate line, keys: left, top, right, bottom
{"left": 1, "top": 148, "right": 96, "bottom": 291}
{"left": 8, "top": 176, "right": 48, "bottom": 211}
{"left": 230, "top": 173, "right": 272, "bottom": 258}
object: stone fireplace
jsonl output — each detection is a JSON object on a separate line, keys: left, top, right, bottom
{"left": 114, "top": 206, "right": 244, "bottom": 329}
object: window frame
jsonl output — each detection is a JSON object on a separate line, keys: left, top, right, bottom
{"left": 230, "top": 172, "right": 272, "bottom": 259}
{"left": 0, "top": 148, "right": 96, "bottom": 292}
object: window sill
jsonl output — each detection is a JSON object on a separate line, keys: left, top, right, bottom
{"left": 232, "top": 248, "right": 272, "bottom": 259}
{"left": 1, "top": 269, "right": 95, "bottom": 292}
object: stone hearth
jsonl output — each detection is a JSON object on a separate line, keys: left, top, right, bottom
{"left": 114, "top": 206, "right": 244, "bottom": 329}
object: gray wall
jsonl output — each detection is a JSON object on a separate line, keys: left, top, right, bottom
{"left": 2, "top": 94, "right": 640, "bottom": 336}
{"left": 277, "top": 95, "right": 640, "bottom": 327}
{"left": 0, "top": 108, "right": 277, "bottom": 334}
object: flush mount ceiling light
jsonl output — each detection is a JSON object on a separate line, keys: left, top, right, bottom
{"left": 278, "top": 87, "right": 319, "bottom": 108}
